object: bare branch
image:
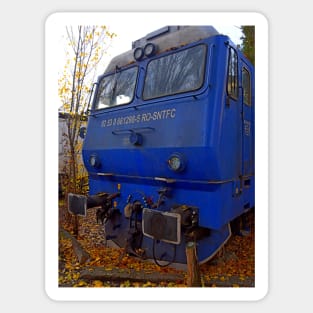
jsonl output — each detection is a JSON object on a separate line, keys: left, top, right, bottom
{"left": 59, "top": 25, "right": 116, "bottom": 194}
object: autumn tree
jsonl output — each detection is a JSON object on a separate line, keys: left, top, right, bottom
{"left": 58, "top": 25, "right": 116, "bottom": 196}
{"left": 240, "top": 26, "right": 255, "bottom": 66}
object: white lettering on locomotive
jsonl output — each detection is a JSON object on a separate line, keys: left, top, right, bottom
{"left": 101, "top": 108, "right": 176, "bottom": 128}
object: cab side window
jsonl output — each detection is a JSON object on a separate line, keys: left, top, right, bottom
{"left": 227, "top": 47, "right": 238, "bottom": 99}
{"left": 242, "top": 67, "right": 251, "bottom": 106}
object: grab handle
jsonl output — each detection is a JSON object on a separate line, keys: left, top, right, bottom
{"left": 111, "top": 127, "right": 155, "bottom": 135}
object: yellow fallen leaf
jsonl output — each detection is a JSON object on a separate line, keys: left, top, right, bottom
{"left": 72, "top": 272, "right": 80, "bottom": 280}
{"left": 120, "top": 280, "right": 131, "bottom": 287}
{"left": 92, "top": 280, "right": 103, "bottom": 287}
{"left": 143, "top": 281, "right": 153, "bottom": 287}
{"left": 75, "top": 280, "right": 87, "bottom": 287}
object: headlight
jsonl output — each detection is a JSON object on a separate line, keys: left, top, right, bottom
{"left": 79, "top": 127, "right": 86, "bottom": 139}
{"left": 168, "top": 153, "right": 186, "bottom": 172}
{"left": 144, "top": 43, "right": 157, "bottom": 57}
{"left": 89, "top": 154, "right": 101, "bottom": 168}
{"left": 133, "top": 47, "right": 144, "bottom": 61}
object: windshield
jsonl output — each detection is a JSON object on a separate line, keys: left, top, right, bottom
{"left": 143, "top": 44, "right": 207, "bottom": 100}
{"left": 95, "top": 66, "right": 138, "bottom": 109}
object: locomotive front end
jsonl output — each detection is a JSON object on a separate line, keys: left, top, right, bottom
{"left": 69, "top": 25, "right": 255, "bottom": 266}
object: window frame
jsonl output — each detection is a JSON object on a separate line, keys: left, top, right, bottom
{"left": 142, "top": 44, "right": 208, "bottom": 101}
{"left": 242, "top": 66, "right": 252, "bottom": 106}
{"left": 94, "top": 65, "right": 139, "bottom": 110}
{"left": 226, "top": 47, "right": 239, "bottom": 100}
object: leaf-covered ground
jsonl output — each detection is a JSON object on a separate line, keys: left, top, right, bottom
{"left": 59, "top": 205, "right": 254, "bottom": 288}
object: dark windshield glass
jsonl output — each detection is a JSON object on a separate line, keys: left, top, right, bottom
{"left": 95, "top": 66, "right": 138, "bottom": 109}
{"left": 143, "top": 45, "right": 206, "bottom": 100}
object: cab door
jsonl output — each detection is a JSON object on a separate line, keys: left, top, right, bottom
{"left": 241, "top": 63, "right": 254, "bottom": 176}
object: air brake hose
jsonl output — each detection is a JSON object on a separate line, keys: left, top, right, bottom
{"left": 152, "top": 239, "right": 176, "bottom": 267}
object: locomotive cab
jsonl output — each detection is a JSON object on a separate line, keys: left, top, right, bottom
{"left": 69, "top": 26, "right": 255, "bottom": 265}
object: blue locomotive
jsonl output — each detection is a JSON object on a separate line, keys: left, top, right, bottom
{"left": 69, "top": 26, "right": 255, "bottom": 266}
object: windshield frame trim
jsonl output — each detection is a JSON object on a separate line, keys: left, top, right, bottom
{"left": 142, "top": 43, "right": 208, "bottom": 101}
{"left": 93, "top": 64, "right": 139, "bottom": 111}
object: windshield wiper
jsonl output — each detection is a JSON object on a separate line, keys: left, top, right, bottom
{"left": 110, "top": 65, "right": 121, "bottom": 103}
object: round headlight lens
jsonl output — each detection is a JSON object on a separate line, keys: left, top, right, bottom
{"left": 168, "top": 154, "right": 186, "bottom": 172}
{"left": 133, "top": 47, "right": 144, "bottom": 61}
{"left": 89, "top": 154, "right": 100, "bottom": 168}
{"left": 144, "top": 43, "right": 156, "bottom": 57}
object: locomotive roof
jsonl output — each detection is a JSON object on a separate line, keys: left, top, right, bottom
{"left": 104, "top": 26, "right": 219, "bottom": 73}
